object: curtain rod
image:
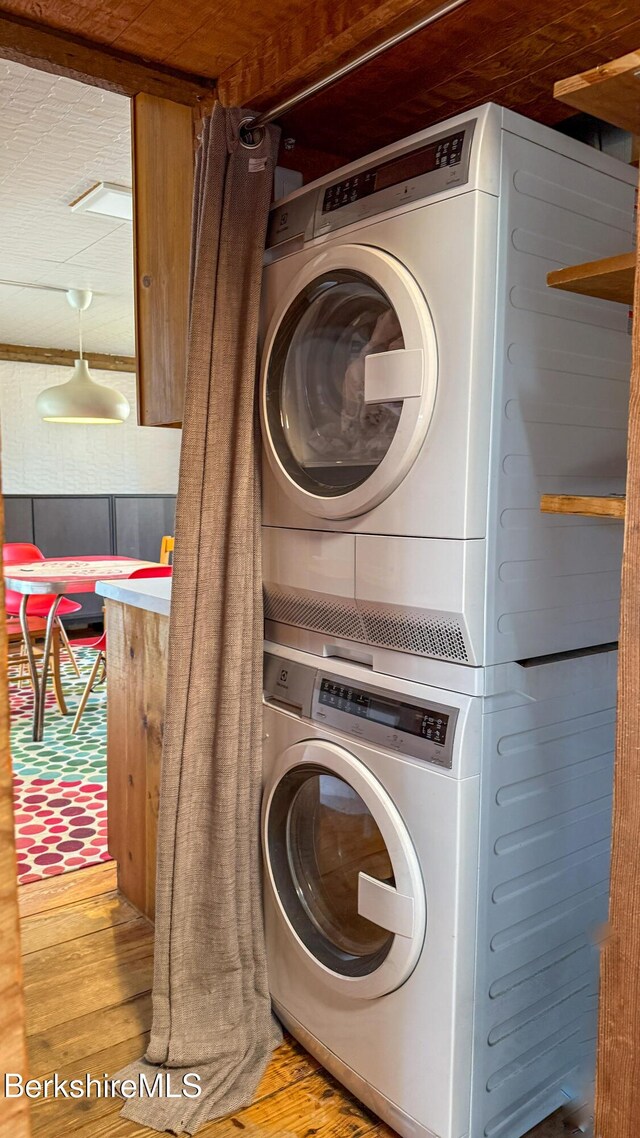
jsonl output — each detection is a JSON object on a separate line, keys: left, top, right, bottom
{"left": 239, "top": 0, "right": 471, "bottom": 146}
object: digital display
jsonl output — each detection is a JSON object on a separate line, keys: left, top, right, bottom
{"left": 322, "top": 131, "right": 465, "bottom": 214}
{"left": 319, "top": 679, "right": 449, "bottom": 746}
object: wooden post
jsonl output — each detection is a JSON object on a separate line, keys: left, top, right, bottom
{"left": 0, "top": 494, "right": 32, "bottom": 1136}
{"left": 132, "top": 94, "right": 194, "bottom": 429}
{"left": 105, "top": 600, "right": 168, "bottom": 921}
{"left": 595, "top": 209, "right": 640, "bottom": 1136}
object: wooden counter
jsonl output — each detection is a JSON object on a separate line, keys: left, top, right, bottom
{"left": 105, "top": 599, "right": 168, "bottom": 921}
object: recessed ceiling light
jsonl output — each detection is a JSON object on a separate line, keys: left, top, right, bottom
{"left": 70, "top": 181, "right": 132, "bottom": 222}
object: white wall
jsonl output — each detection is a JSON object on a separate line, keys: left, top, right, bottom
{"left": 0, "top": 361, "right": 181, "bottom": 494}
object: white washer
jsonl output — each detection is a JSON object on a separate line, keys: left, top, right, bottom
{"left": 260, "top": 104, "right": 635, "bottom": 676}
{"left": 262, "top": 641, "right": 617, "bottom": 1138}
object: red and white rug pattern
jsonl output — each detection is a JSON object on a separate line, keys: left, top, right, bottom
{"left": 13, "top": 777, "right": 110, "bottom": 885}
{"left": 10, "top": 645, "right": 111, "bottom": 886}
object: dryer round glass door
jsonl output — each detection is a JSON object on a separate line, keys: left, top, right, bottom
{"left": 261, "top": 244, "right": 438, "bottom": 520}
{"left": 263, "top": 740, "right": 426, "bottom": 998}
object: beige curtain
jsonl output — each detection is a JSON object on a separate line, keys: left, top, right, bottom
{"left": 118, "top": 105, "right": 281, "bottom": 1135}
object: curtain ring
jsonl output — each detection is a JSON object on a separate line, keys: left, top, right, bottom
{"left": 238, "top": 117, "right": 266, "bottom": 149}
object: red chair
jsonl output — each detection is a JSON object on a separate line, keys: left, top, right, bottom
{"left": 71, "top": 565, "right": 173, "bottom": 734}
{"left": 4, "top": 542, "right": 82, "bottom": 677}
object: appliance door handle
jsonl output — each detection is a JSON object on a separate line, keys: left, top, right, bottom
{"left": 357, "top": 872, "right": 415, "bottom": 938}
{"left": 364, "top": 347, "right": 424, "bottom": 404}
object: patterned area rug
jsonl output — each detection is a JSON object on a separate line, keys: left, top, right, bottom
{"left": 10, "top": 644, "right": 111, "bottom": 885}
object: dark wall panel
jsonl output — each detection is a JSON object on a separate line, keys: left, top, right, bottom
{"left": 114, "top": 496, "right": 175, "bottom": 563}
{"left": 33, "top": 496, "right": 113, "bottom": 624}
{"left": 3, "top": 498, "right": 34, "bottom": 545}
{"left": 32, "top": 497, "right": 112, "bottom": 558}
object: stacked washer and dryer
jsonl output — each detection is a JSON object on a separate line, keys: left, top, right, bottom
{"left": 258, "top": 103, "right": 635, "bottom": 1138}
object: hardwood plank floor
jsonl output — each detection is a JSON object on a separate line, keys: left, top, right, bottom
{"left": 19, "top": 866, "right": 565, "bottom": 1138}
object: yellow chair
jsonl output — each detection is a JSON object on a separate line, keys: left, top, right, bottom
{"left": 160, "top": 535, "right": 175, "bottom": 565}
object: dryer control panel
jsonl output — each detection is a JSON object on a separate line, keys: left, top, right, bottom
{"left": 266, "top": 118, "right": 476, "bottom": 250}
{"left": 263, "top": 652, "right": 458, "bottom": 769}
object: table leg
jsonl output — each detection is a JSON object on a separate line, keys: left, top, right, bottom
{"left": 18, "top": 595, "right": 40, "bottom": 740}
{"left": 35, "top": 595, "right": 62, "bottom": 743}
{"left": 51, "top": 629, "right": 68, "bottom": 717}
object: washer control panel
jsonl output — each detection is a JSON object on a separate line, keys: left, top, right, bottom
{"left": 312, "top": 675, "right": 457, "bottom": 769}
{"left": 263, "top": 653, "right": 458, "bottom": 769}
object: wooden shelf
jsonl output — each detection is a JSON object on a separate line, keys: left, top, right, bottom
{"left": 540, "top": 494, "right": 626, "bottom": 519}
{"left": 554, "top": 49, "right": 640, "bottom": 135}
{"left": 547, "top": 251, "right": 636, "bottom": 305}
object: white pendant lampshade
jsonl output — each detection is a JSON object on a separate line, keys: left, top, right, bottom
{"left": 36, "top": 289, "right": 130, "bottom": 425}
{"left": 36, "top": 357, "right": 131, "bottom": 424}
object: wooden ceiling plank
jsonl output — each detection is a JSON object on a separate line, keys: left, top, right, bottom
{"left": 216, "top": 0, "right": 460, "bottom": 109}
{"left": 554, "top": 48, "right": 640, "bottom": 134}
{"left": 0, "top": 0, "right": 152, "bottom": 49}
{"left": 473, "top": 18, "right": 640, "bottom": 130}
{"left": 218, "top": 0, "right": 602, "bottom": 112}
{"left": 165, "top": 0, "right": 317, "bottom": 79}
{"left": 271, "top": 0, "right": 640, "bottom": 160}
{"left": 0, "top": 344, "right": 136, "bottom": 373}
{"left": 0, "top": 11, "right": 216, "bottom": 105}
{"left": 109, "top": 0, "right": 224, "bottom": 67}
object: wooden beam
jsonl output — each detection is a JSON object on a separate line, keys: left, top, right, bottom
{"left": 595, "top": 193, "right": 640, "bottom": 1138}
{"left": 216, "top": 0, "right": 454, "bottom": 111}
{"left": 0, "top": 344, "right": 136, "bottom": 373}
{"left": 0, "top": 11, "right": 216, "bottom": 106}
{"left": 554, "top": 48, "right": 640, "bottom": 135}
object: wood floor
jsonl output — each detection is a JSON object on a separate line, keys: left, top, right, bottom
{"left": 18, "top": 864, "right": 565, "bottom": 1138}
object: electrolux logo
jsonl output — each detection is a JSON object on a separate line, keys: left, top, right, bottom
{"left": 279, "top": 668, "right": 289, "bottom": 684}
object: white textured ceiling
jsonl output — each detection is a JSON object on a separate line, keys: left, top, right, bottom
{"left": 0, "top": 60, "right": 134, "bottom": 356}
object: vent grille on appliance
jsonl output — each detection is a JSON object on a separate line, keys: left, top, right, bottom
{"left": 360, "top": 605, "right": 469, "bottom": 662}
{"left": 264, "top": 588, "right": 366, "bottom": 641}
{"left": 264, "top": 586, "right": 470, "bottom": 663}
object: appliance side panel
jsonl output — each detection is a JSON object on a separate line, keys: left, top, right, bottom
{"left": 485, "top": 132, "right": 633, "bottom": 664}
{"left": 471, "top": 650, "right": 617, "bottom": 1138}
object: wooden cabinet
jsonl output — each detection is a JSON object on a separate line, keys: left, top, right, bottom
{"left": 105, "top": 599, "right": 167, "bottom": 921}
{"left": 132, "top": 93, "right": 194, "bottom": 429}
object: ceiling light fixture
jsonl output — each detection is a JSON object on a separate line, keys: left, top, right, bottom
{"left": 35, "top": 290, "right": 131, "bottom": 425}
{"left": 70, "top": 181, "right": 133, "bottom": 221}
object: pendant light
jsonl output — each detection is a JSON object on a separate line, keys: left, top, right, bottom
{"left": 36, "top": 290, "right": 130, "bottom": 424}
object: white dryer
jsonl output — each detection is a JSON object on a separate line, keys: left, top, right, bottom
{"left": 262, "top": 641, "right": 618, "bottom": 1138}
{"left": 260, "top": 104, "right": 635, "bottom": 677}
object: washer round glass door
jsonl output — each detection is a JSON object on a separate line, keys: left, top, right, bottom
{"left": 263, "top": 740, "right": 426, "bottom": 998}
{"left": 261, "top": 245, "right": 438, "bottom": 520}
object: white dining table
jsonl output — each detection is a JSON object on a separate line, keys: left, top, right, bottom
{"left": 5, "top": 556, "right": 156, "bottom": 742}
